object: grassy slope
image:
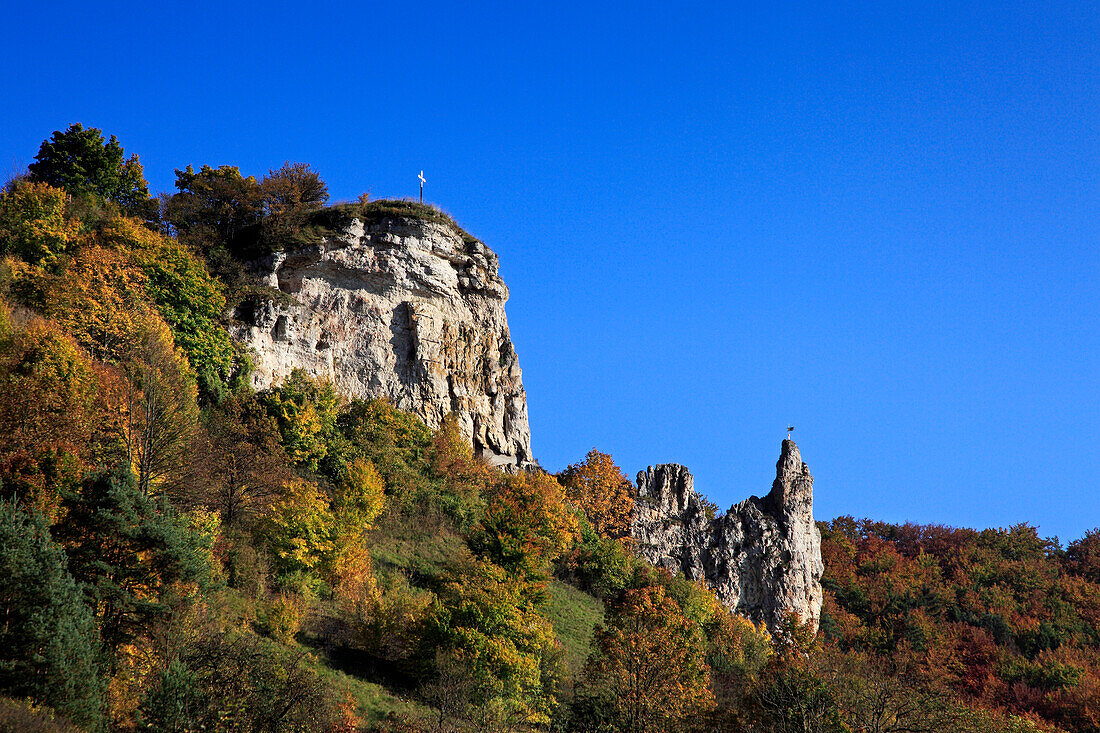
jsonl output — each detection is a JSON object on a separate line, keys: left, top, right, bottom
{"left": 541, "top": 580, "right": 604, "bottom": 677}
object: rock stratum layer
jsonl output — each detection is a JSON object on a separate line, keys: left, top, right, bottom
{"left": 632, "top": 440, "right": 823, "bottom": 631}
{"left": 236, "top": 215, "right": 532, "bottom": 468}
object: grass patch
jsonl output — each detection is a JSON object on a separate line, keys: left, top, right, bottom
{"left": 314, "top": 199, "right": 480, "bottom": 247}
{"left": 542, "top": 580, "right": 604, "bottom": 675}
{"left": 369, "top": 511, "right": 472, "bottom": 583}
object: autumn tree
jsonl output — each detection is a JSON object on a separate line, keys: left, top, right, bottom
{"left": 120, "top": 320, "right": 199, "bottom": 496}
{"left": 430, "top": 413, "right": 494, "bottom": 526}
{"left": 576, "top": 585, "right": 714, "bottom": 733}
{"left": 256, "top": 477, "right": 339, "bottom": 580}
{"left": 261, "top": 369, "right": 342, "bottom": 472}
{"left": 0, "top": 181, "right": 80, "bottom": 265}
{"left": 471, "top": 470, "right": 577, "bottom": 583}
{"left": 261, "top": 162, "right": 329, "bottom": 215}
{"left": 28, "top": 123, "right": 150, "bottom": 213}
{"left": 0, "top": 317, "right": 98, "bottom": 516}
{"left": 30, "top": 244, "right": 154, "bottom": 362}
{"left": 1066, "top": 529, "right": 1100, "bottom": 583}
{"left": 182, "top": 393, "right": 289, "bottom": 525}
{"left": 560, "top": 449, "right": 635, "bottom": 540}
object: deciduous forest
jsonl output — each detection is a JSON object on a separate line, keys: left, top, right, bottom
{"left": 1, "top": 124, "right": 1098, "bottom": 732}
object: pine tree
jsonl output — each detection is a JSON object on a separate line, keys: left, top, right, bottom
{"left": 0, "top": 499, "right": 105, "bottom": 729}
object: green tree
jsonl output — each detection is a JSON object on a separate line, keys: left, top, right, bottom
{"left": 98, "top": 216, "right": 238, "bottom": 401}
{"left": 0, "top": 500, "right": 105, "bottom": 730}
{"left": 426, "top": 558, "right": 561, "bottom": 728}
{"left": 164, "top": 164, "right": 263, "bottom": 255}
{"left": 137, "top": 631, "right": 350, "bottom": 732}
{"left": 261, "top": 369, "right": 341, "bottom": 472}
{"left": 55, "top": 468, "right": 213, "bottom": 661}
{"left": 28, "top": 123, "right": 150, "bottom": 213}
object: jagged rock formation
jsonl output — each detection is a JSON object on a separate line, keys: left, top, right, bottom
{"left": 632, "top": 440, "right": 823, "bottom": 631}
{"left": 235, "top": 214, "right": 532, "bottom": 468}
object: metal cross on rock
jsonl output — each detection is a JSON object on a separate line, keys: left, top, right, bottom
{"left": 418, "top": 171, "right": 426, "bottom": 203}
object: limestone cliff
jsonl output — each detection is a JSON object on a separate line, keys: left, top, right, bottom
{"left": 235, "top": 214, "right": 532, "bottom": 468}
{"left": 632, "top": 440, "right": 823, "bottom": 631}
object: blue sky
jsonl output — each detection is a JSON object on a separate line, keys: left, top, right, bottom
{"left": 3, "top": 1, "right": 1098, "bottom": 541}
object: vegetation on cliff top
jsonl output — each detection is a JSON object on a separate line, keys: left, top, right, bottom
{"left": 1, "top": 124, "right": 1098, "bottom": 732}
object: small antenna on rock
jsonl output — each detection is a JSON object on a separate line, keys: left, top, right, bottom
{"left": 787, "top": 425, "right": 795, "bottom": 440}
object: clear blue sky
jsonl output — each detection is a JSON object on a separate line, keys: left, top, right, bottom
{"left": 3, "top": 1, "right": 1098, "bottom": 541}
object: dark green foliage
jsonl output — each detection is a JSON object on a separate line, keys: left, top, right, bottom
{"left": 135, "top": 661, "right": 203, "bottom": 732}
{"left": 338, "top": 397, "right": 434, "bottom": 488}
{"left": 759, "top": 665, "right": 845, "bottom": 733}
{"left": 55, "top": 468, "right": 214, "bottom": 658}
{"left": 164, "top": 164, "right": 264, "bottom": 259}
{"left": 28, "top": 124, "right": 150, "bottom": 214}
{"left": 558, "top": 512, "right": 637, "bottom": 600}
{"left": 0, "top": 501, "right": 104, "bottom": 729}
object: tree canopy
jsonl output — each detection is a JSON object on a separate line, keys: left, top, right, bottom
{"left": 28, "top": 123, "right": 150, "bottom": 213}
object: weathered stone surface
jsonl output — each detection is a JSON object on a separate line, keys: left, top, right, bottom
{"left": 234, "top": 215, "right": 532, "bottom": 468}
{"left": 631, "top": 440, "right": 823, "bottom": 631}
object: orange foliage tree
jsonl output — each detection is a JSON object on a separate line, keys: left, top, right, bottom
{"left": 472, "top": 470, "right": 578, "bottom": 583}
{"left": 560, "top": 448, "right": 635, "bottom": 540}
{"left": 0, "top": 314, "right": 98, "bottom": 516}
{"left": 579, "top": 584, "right": 714, "bottom": 733}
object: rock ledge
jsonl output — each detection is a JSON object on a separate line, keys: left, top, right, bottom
{"left": 235, "top": 215, "right": 532, "bottom": 468}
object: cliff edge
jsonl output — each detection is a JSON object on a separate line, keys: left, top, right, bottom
{"left": 632, "top": 439, "right": 824, "bottom": 631}
{"left": 235, "top": 213, "right": 532, "bottom": 468}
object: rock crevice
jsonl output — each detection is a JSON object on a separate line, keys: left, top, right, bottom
{"left": 631, "top": 440, "right": 824, "bottom": 631}
{"left": 235, "top": 215, "right": 532, "bottom": 468}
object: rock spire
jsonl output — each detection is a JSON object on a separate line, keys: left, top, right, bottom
{"left": 631, "top": 439, "right": 824, "bottom": 631}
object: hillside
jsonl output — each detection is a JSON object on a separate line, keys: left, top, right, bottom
{"left": 1, "top": 124, "right": 1097, "bottom": 733}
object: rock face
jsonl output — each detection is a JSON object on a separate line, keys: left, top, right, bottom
{"left": 632, "top": 440, "right": 823, "bottom": 631}
{"left": 235, "top": 215, "right": 532, "bottom": 468}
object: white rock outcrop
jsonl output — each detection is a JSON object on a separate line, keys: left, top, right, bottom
{"left": 632, "top": 440, "right": 824, "bottom": 631}
{"left": 235, "top": 215, "right": 532, "bottom": 468}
